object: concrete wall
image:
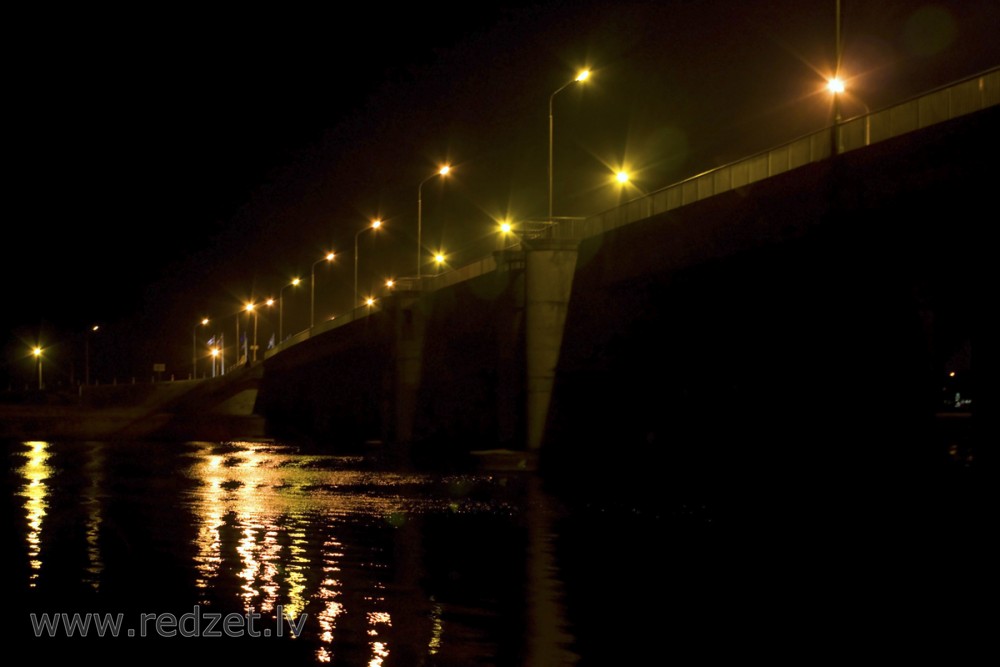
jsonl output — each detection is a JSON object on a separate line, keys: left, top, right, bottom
{"left": 257, "top": 265, "right": 525, "bottom": 458}
{"left": 542, "top": 106, "right": 991, "bottom": 506}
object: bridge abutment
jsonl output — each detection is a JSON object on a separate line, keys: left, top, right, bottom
{"left": 524, "top": 239, "right": 579, "bottom": 450}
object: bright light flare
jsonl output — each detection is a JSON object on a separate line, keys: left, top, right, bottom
{"left": 201, "top": 318, "right": 209, "bottom": 326}
{"left": 32, "top": 347, "right": 42, "bottom": 357}
{"left": 245, "top": 303, "right": 255, "bottom": 312}
{"left": 385, "top": 279, "right": 395, "bottom": 288}
{"left": 500, "top": 222, "right": 512, "bottom": 234}
{"left": 325, "top": 252, "right": 335, "bottom": 261}
{"left": 827, "top": 77, "right": 845, "bottom": 94}
{"left": 365, "top": 297, "right": 375, "bottom": 307}
{"left": 291, "top": 278, "right": 301, "bottom": 286}
{"left": 265, "top": 298, "right": 275, "bottom": 307}
{"left": 434, "top": 253, "right": 445, "bottom": 264}
{"left": 576, "top": 69, "right": 590, "bottom": 82}
{"left": 439, "top": 166, "right": 451, "bottom": 176}
{"left": 210, "top": 348, "right": 220, "bottom": 357}
{"left": 616, "top": 171, "right": 630, "bottom": 184}
{"left": 371, "top": 219, "right": 382, "bottom": 229}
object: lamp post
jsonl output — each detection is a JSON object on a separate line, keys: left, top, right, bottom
{"left": 830, "top": 0, "right": 843, "bottom": 155}
{"left": 192, "top": 318, "right": 208, "bottom": 379}
{"left": 32, "top": 346, "right": 43, "bottom": 390}
{"left": 84, "top": 324, "right": 99, "bottom": 386}
{"left": 245, "top": 303, "right": 260, "bottom": 363}
{"left": 279, "top": 278, "right": 300, "bottom": 342}
{"left": 310, "top": 252, "right": 335, "bottom": 329}
{"left": 354, "top": 219, "right": 382, "bottom": 309}
{"left": 417, "top": 166, "right": 451, "bottom": 280}
{"left": 549, "top": 69, "right": 590, "bottom": 223}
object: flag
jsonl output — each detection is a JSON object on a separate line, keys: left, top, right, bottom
{"left": 267, "top": 333, "right": 276, "bottom": 350}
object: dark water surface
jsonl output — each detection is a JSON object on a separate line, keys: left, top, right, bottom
{"left": 3, "top": 437, "right": 988, "bottom": 664}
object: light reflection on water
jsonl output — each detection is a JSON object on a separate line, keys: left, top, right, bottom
{"left": 9, "top": 439, "right": 576, "bottom": 665}
{"left": 15, "top": 441, "right": 51, "bottom": 588}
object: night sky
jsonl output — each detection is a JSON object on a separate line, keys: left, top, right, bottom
{"left": 4, "top": 0, "right": 997, "bottom": 386}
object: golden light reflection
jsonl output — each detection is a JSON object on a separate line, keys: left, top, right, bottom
{"left": 83, "top": 443, "right": 105, "bottom": 590}
{"left": 368, "top": 610, "right": 392, "bottom": 665}
{"left": 183, "top": 440, "right": 457, "bottom": 661}
{"left": 428, "top": 600, "right": 443, "bottom": 654}
{"left": 17, "top": 441, "right": 52, "bottom": 588}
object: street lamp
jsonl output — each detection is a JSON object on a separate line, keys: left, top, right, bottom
{"left": 245, "top": 302, "right": 262, "bottom": 363}
{"left": 310, "top": 251, "right": 336, "bottom": 329}
{"left": 827, "top": 77, "right": 870, "bottom": 147}
{"left": 434, "top": 252, "right": 446, "bottom": 274}
{"left": 279, "top": 278, "right": 300, "bottom": 343}
{"left": 549, "top": 69, "right": 590, "bottom": 223}
{"left": 355, "top": 219, "right": 382, "bottom": 309}
{"left": 84, "top": 324, "right": 99, "bottom": 386}
{"left": 417, "top": 166, "right": 451, "bottom": 280}
{"left": 210, "top": 346, "right": 220, "bottom": 377}
{"left": 32, "top": 346, "right": 43, "bottom": 390}
{"left": 192, "top": 318, "right": 208, "bottom": 379}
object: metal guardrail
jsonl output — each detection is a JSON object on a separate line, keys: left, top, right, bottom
{"left": 580, "top": 67, "right": 999, "bottom": 241}
{"left": 264, "top": 67, "right": 998, "bottom": 359}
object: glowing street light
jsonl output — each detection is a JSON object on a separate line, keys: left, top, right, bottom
{"left": 310, "top": 251, "right": 336, "bottom": 329}
{"left": 385, "top": 279, "right": 395, "bottom": 289}
{"left": 417, "top": 166, "right": 451, "bottom": 280}
{"left": 549, "top": 69, "right": 590, "bottom": 223}
{"left": 84, "top": 324, "right": 99, "bottom": 387}
{"left": 32, "top": 346, "right": 43, "bottom": 390}
{"left": 279, "top": 278, "right": 300, "bottom": 343}
{"left": 192, "top": 317, "right": 209, "bottom": 379}
{"left": 615, "top": 170, "right": 630, "bottom": 184}
{"left": 355, "top": 219, "right": 382, "bottom": 309}
{"left": 244, "top": 302, "right": 265, "bottom": 363}
{"left": 826, "top": 76, "right": 870, "bottom": 147}
{"left": 365, "top": 297, "right": 376, "bottom": 308}
{"left": 500, "top": 221, "right": 512, "bottom": 234}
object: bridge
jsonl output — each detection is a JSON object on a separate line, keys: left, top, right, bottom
{"left": 257, "top": 68, "right": 994, "bottom": 470}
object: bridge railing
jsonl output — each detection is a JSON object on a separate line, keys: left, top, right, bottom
{"left": 580, "top": 67, "right": 999, "bottom": 242}
{"left": 265, "top": 68, "right": 998, "bottom": 360}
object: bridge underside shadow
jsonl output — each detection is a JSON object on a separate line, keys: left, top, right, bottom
{"left": 544, "top": 106, "right": 991, "bottom": 523}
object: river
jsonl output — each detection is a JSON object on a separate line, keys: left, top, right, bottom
{"left": 3, "top": 436, "right": 986, "bottom": 664}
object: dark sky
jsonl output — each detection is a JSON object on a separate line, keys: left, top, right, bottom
{"left": 3, "top": 0, "right": 997, "bottom": 385}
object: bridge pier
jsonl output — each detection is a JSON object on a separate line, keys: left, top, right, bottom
{"left": 525, "top": 239, "right": 579, "bottom": 450}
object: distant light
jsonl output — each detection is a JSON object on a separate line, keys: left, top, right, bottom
{"left": 246, "top": 303, "right": 254, "bottom": 312}
{"left": 201, "top": 318, "right": 209, "bottom": 326}
{"left": 827, "top": 77, "right": 845, "bottom": 94}
{"left": 372, "top": 219, "right": 382, "bottom": 229}
{"left": 291, "top": 278, "right": 301, "bottom": 286}
{"left": 434, "top": 253, "right": 445, "bottom": 264}
{"left": 32, "top": 347, "right": 42, "bottom": 357}
{"left": 265, "top": 298, "right": 275, "bottom": 307}
{"left": 211, "top": 348, "right": 220, "bottom": 357}
{"left": 92, "top": 325, "right": 100, "bottom": 331}
{"left": 576, "top": 69, "right": 590, "bottom": 82}
{"left": 326, "top": 252, "right": 335, "bottom": 261}
{"left": 386, "top": 279, "right": 395, "bottom": 288}
{"left": 500, "top": 222, "right": 512, "bottom": 234}
{"left": 949, "top": 371, "right": 956, "bottom": 377}
{"left": 616, "top": 171, "right": 629, "bottom": 184}
{"left": 439, "top": 166, "right": 451, "bottom": 176}
{"left": 365, "top": 297, "right": 375, "bottom": 307}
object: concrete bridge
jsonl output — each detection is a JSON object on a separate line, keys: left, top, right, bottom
{"left": 257, "top": 69, "right": 994, "bottom": 471}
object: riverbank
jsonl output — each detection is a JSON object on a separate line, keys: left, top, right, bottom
{"left": 0, "top": 365, "right": 265, "bottom": 440}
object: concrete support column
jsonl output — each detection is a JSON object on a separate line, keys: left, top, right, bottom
{"left": 385, "top": 291, "right": 426, "bottom": 446}
{"left": 525, "top": 239, "right": 579, "bottom": 449}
